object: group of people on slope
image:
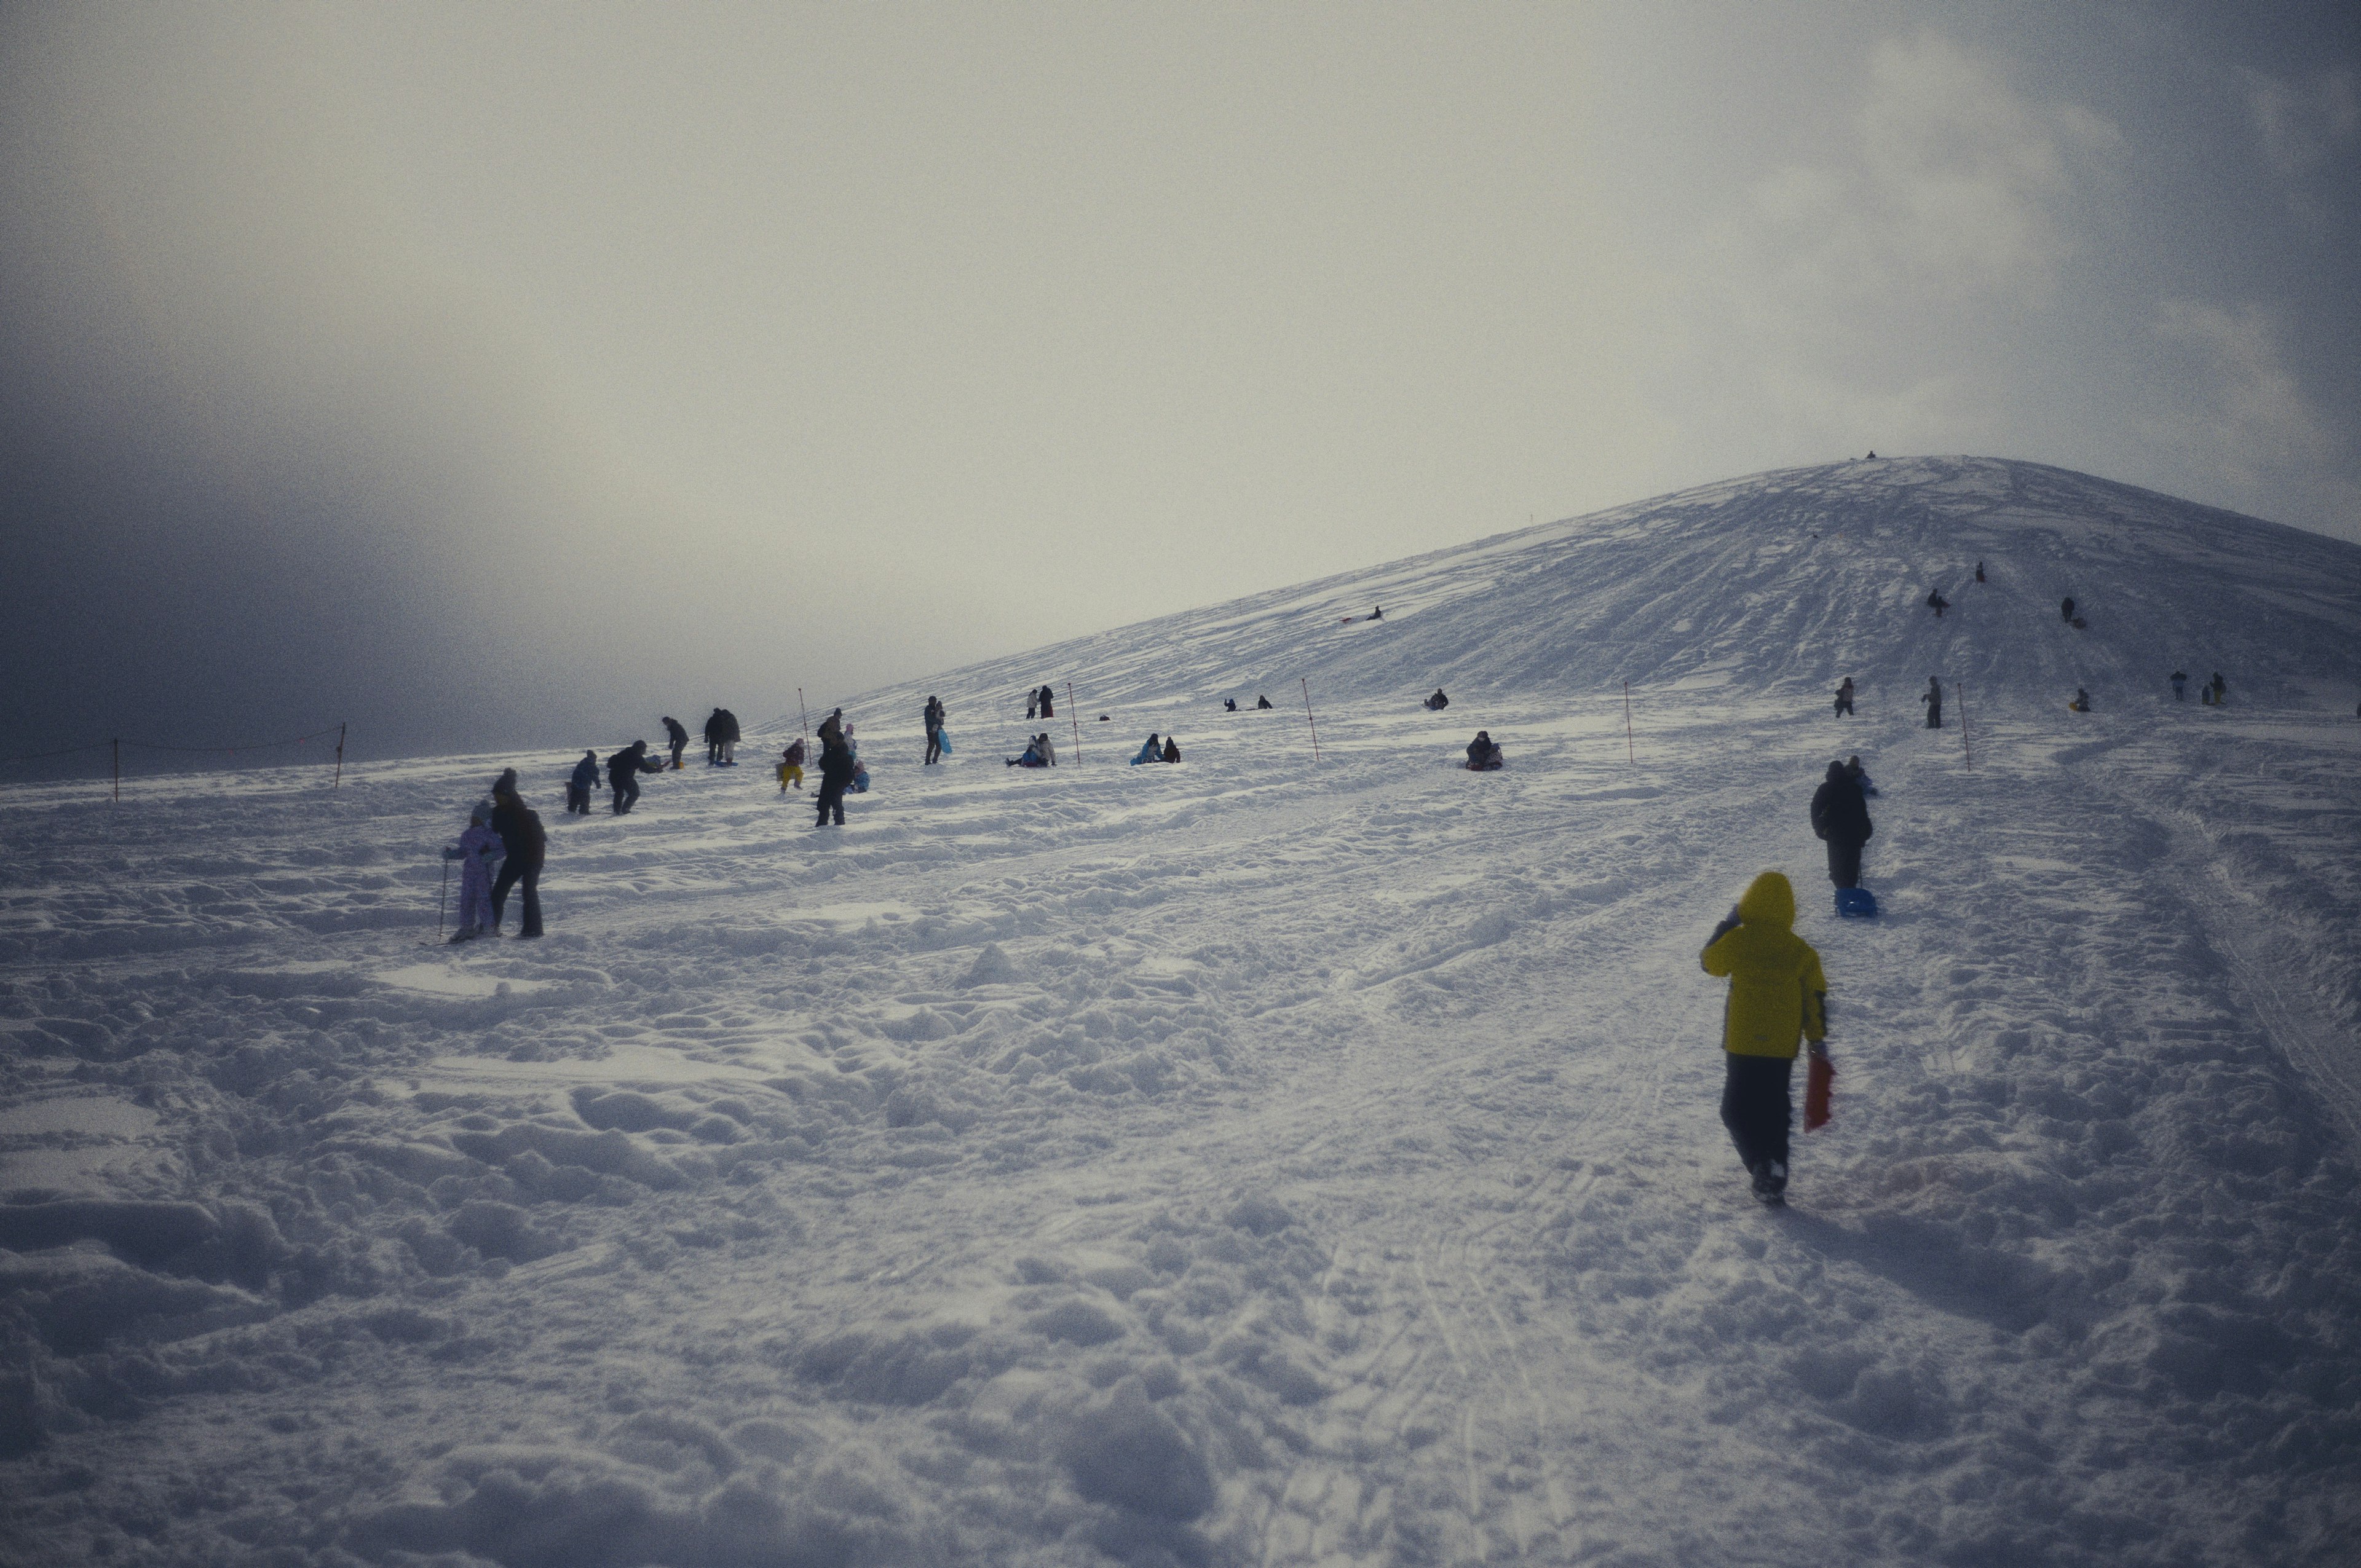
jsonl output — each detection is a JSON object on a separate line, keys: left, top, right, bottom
{"left": 1222, "top": 695, "right": 1278, "bottom": 711}
{"left": 2172, "top": 670, "right": 2230, "bottom": 705}
{"left": 1024, "top": 684, "right": 1057, "bottom": 720}
{"left": 445, "top": 768, "right": 547, "bottom": 940}
{"left": 703, "top": 708, "right": 742, "bottom": 765}
{"left": 1128, "top": 733, "right": 1179, "bottom": 765}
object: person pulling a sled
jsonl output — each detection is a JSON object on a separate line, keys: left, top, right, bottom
{"left": 1466, "top": 731, "right": 1503, "bottom": 771}
{"left": 1809, "top": 761, "right": 1873, "bottom": 891}
{"left": 1700, "top": 871, "right": 1829, "bottom": 1207}
{"left": 1921, "top": 677, "right": 1943, "bottom": 729}
{"left": 1425, "top": 688, "right": 1449, "bottom": 711}
{"left": 1833, "top": 677, "right": 1854, "bottom": 717}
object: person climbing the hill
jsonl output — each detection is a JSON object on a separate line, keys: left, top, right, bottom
{"left": 1921, "top": 677, "right": 1943, "bottom": 729}
{"left": 923, "top": 696, "right": 946, "bottom": 765}
{"left": 1926, "top": 588, "right": 1948, "bottom": 618}
{"left": 1843, "top": 755, "right": 1878, "bottom": 798}
{"left": 1256, "top": 695, "right": 1274, "bottom": 710}
{"left": 488, "top": 769, "right": 546, "bottom": 938}
{"left": 1809, "top": 761, "right": 1873, "bottom": 891}
{"left": 2061, "top": 596, "right": 2076, "bottom": 624}
{"left": 719, "top": 709, "right": 742, "bottom": 765}
{"left": 1833, "top": 677, "right": 1855, "bottom": 717}
{"left": 777, "top": 738, "right": 805, "bottom": 792}
{"left": 445, "top": 802, "right": 502, "bottom": 942}
{"left": 1700, "top": 871, "right": 1829, "bottom": 1206}
{"left": 2069, "top": 688, "right": 2092, "bottom": 713}
{"left": 1161, "top": 736, "right": 1180, "bottom": 763}
{"left": 607, "top": 741, "right": 662, "bottom": 814}
{"left": 1466, "top": 731, "right": 1503, "bottom": 771}
{"left": 1425, "top": 688, "right": 1450, "bottom": 711}
{"left": 703, "top": 709, "right": 728, "bottom": 765}
{"left": 2170, "top": 670, "right": 2188, "bottom": 702}
{"left": 815, "top": 730, "right": 856, "bottom": 827}
{"left": 566, "top": 749, "right": 600, "bottom": 815}
{"left": 662, "top": 717, "right": 689, "bottom": 770}
{"left": 1130, "top": 733, "right": 1163, "bottom": 765}
{"left": 1975, "top": 561, "right": 1985, "bottom": 583}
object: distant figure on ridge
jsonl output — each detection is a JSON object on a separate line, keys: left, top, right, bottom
{"left": 1833, "top": 677, "right": 1855, "bottom": 717}
{"left": 1699, "top": 872, "right": 1830, "bottom": 1207}
{"left": 1466, "top": 731, "right": 1503, "bottom": 771}
{"left": 1925, "top": 588, "right": 1949, "bottom": 618}
{"left": 566, "top": 749, "right": 600, "bottom": 815}
{"left": 1810, "top": 761, "right": 1873, "bottom": 894}
{"left": 1130, "top": 733, "right": 1163, "bottom": 766}
{"left": 1921, "top": 677, "right": 1944, "bottom": 730}
{"left": 923, "top": 696, "right": 946, "bottom": 765}
{"left": 662, "top": 716, "right": 689, "bottom": 770}
{"left": 2170, "top": 670, "right": 2188, "bottom": 702}
{"left": 2060, "top": 596, "right": 2076, "bottom": 624}
{"left": 607, "top": 741, "right": 662, "bottom": 814}
{"left": 2209, "top": 671, "right": 2227, "bottom": 706}
{"left": 1425, "top": 688, "right": 1450, "bottom": 711}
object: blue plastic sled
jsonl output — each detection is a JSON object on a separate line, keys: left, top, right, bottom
{"left": 1835, "top": 886, "right": 1878, "bottom": 919}
{"left": 936, "top": 731, "right": 952, "bottom": 756}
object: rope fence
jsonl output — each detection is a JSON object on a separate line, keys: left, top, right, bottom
{"left": 0, "top": 723, "right": 348, "bottom": 798}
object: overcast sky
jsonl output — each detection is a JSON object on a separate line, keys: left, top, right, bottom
{"left": 4, "top": 1, "right": 2355, "bottom": 762}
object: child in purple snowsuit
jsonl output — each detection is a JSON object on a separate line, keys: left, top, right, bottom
{"left": 446, "top": 802, "right": 502, "bottom": 942}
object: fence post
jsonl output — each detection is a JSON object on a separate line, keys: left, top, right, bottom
{"left": 798, "top": 688, "right": 808, "bottom": 743}
{"left": 112, "top": 738, "right": 119, "bottom": 802}
{"left": 1623, "top": 682, "right": 1635, "bottom": 765}
{"left": 1066, "top": 682, "right": 1082, "bottom": 766}
{"left": 333, "top": 722, "right": 346, "bottom": 789}
{"left": 1302, "top": 678, "right": 1321, "bottom": 763}
{"left": 1959, "top": 681, "right": 1972, "bottom": 769}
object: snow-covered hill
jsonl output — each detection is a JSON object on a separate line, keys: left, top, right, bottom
{"left": 814, "top": 455, "right": 2361, "bottom": 730}
{"left": 4, "top": 457, "right": 2359, "bottom": 1566}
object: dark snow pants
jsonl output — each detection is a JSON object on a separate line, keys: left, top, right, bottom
{"left": 1834, "top": 696, "right": 1853, "bottom": 715}
{"left": 491, "top": 858, "right": 543, "bottom": 937}
{"left": 612, "top": 778, "right": 641, "bottom": 814}
{"left": 670, "top": 740, "right": 686, "bottom": 768}
{"left": 1924, "top": 703, "right": 1942, "bottom": 729}
{"left": 1825, "top": 837, "right": 1864, "bottom": 888}
{"left": 925, "top": 727, "right": 941, "bottom": 765}
{"left": 1721, "top": 1052, "right": 1793, "bottom": 1175}
{"left": 815, "top": 779, "right": 847, "bottom": 826}
{"left": 565, "top": 785, "right": 590, "bottom": 814}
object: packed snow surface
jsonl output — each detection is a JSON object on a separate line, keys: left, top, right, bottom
{"left": 4, "top": 457, "right": 2360, "bottom": 1565}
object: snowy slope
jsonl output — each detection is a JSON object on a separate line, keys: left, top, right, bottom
{"left": 4, "top": 457, "right": 2360, "bottom": 1567}
{"left": 810, "top": 455, "right": 2361, "bottom": 731}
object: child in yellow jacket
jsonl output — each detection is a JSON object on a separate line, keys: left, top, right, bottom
{"left": 1701, "top": 871, "right": 1829, "bottom": 1205}
{"left": 777, "top": 738, "right": 805, "bottom": 792}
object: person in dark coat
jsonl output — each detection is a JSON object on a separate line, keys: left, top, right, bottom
{"left": 704, "top": 709, "right": 727, "bottom": 765}
{"left": 1256, "top": 694, "right": 1273, "bottom": 710}
{"left": 1921, "top": 677, "right": 1943, "bottom": 729}
{"left": 662, "top": 716, "right": 689, "bottom": 770}
{"left": 817, "top": 708, "right": 844, "bottom": 749}
{"left": 719, "top": 709, "right": 741, "bottom": 764}
{"left": 607, "top": 741, "right": 662, "bottom": 814}
{"left": 1224, "top": 698, "right": 1238, "bottom": 712}
{"left": 815, "top": 733, "right": 856, "bottom": 826}
{"left": 1466, "top": 731, "right": 1503, "bottom": 771}
{"left": 1925, "top": 588, "right": 1948, "bottom": 617}
{"left": 1833, "top": 677, "right": 1854, "bottom": 717}
{"left": 1809, "top": 761, "right": 1873, "bottom": 889}
{"left": 566, "top": 750, "right": 600, "bottom": 814}
{"left": 1038, "top": 684, "right": 1056, "bottom": 719}
{"left": 2061, "top": 596, "right": 2076, "bottom": 624}
{"left": 2170, "top": 670, "right": 2188, "bottom": 701}
{"left": 923, "top": 696, "right": 946, "bottom": 764}
{"left": 488, "top": 770, "right": 547, "bottom": 937}
{"left": 1161, "top": 736, "right": 1180, "bottom": 763}
{"left": 1425, "top": 688, "right": 1449, "bottom": 711}
{"left": 1974, "top": 561, "right": 1985, "bottom": 583}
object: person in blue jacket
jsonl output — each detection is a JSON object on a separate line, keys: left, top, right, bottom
{"left": 1131, "top": 733, "right": 1163, "bottom": 765}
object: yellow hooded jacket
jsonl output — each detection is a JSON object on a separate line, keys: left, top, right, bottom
{"left": 1700, "top": 872, "right": 1828, "bottom": 1058}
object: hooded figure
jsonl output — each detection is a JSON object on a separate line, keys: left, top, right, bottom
{"left": 1256, "top": 695, "right": 1273, "bottom": 710}
{"left": 1161, "top": 736, "right": 1180, "bottom": 763}
{"left": 1700, "top": 872, "right": 1829, "bottom": 1204}
{"left": 567, "top": 750, "right": 601, "bottom": 814}
{"left": 607, "top": 741, "right": 662, "bottom": 814}
{"left": 446, "top": 802, "right": 503, "bottom": 940}
{"left": 1809, "top": 761, "right": 1873, "bottom": 889}
{"left": 1130, "top": 733, "right": 1163, "bottom": 766}
{"left": 1466, "top": 731, "right": 1503, "bottom": 771}
{"left": 815, "top": 731, "right": 856, "bottom": 825}
{"left": 489, "top": 771, "right": 547, "bottom": 937}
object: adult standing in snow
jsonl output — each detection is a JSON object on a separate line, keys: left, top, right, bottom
{"left": 566, "top": 750, "right": 600, "bottom": 815}
{"left": 2061, "top": 597, "right": 2076, "bottom": 624}
{"left": 1809, "top": 762, "right": 1874, "bottom": 891}
{"left": 2170, "top": 670, "right": 2188, "bottom": 701}
{"left": 1921, "top": 677, "right": 1944, "bottom": 729}
{"left": 445, "top": 802, "right": 502, "bottom": 942}
{"left": 1700, "top": 872, "right": 1829, "bottom": 1205}
{"left": 662, "top": 717, "right": 689, "bottom": 770}
{"left": 1038, "top": 684, "right": 1056, "bottom": 719}
{"left": 1926, "top": 589, "right": 1948, "bottom": 618}
{"left": 815, "top": 731, "right": 856, "bottom": 827}
{"left": 923, "top": 696, "right": 946, "bottom": 765}
{"left": 719, "top": 709, "right": 741, "bottom": 765}
{"left": 1975, "top": 561, "right": 1985, "bottom": 583}
{"left": 2210, "top": 671, "right": 2227, "bottom": 706}
{"left": 817, "top": 708, "right": 844, "bottom": 750}
{"left": 607, "top": 741, "right": 661, "bottom": 814}
{"left": 704, "top": 709, "right": 727, "bottom": 765}
{"left": 488, "top": 770, "right": 546, "bottom": 938}
{"left": 1833, "top": 677, "right": 1855, "bottom": 717}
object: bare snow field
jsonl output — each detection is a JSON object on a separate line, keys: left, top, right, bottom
{"left": 5, "top": 458, "right": 2361, "bottom": 1566}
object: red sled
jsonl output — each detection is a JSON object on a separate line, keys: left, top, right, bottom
{"left": 1804, "top": 1054, "right": 1835, "bottom": 1132}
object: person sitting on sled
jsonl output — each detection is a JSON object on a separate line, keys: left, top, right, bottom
{"left": 2069, "top": 687, "right": 2092, "bottom": 712}
{"left": 1466, "top": 731, "right": 1503, "bottom": 771}
{"left": 1255, "top": 695, "right": 1273, "bottom": 709}
{"left": 1700, "top": 871, "right": 1829, "bottom": 1206}
{"left": 1161, "top": 736, "right": 1180, "bottom": 763}
{"left": 1425, "top": 688, "right": 1449, "bottom": 711}
{"left": 1130, "top": 733, "right": 1163, "bottom": 765}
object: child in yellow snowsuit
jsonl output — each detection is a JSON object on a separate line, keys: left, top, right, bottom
{"left": 777, "top": 738, "right": 805, "bottom": 792}
{"left": 1700, "top": 871, "right": 1828, "bottom": 1205}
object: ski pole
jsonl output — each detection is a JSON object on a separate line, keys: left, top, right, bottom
{"left": 437, "top": 853, "right": 451, "bottom": 941}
